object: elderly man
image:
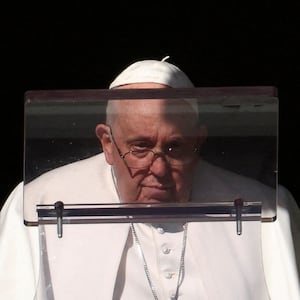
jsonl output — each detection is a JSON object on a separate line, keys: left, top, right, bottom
{"left": 0, "top": 58, "right": 299, "bottom": 299}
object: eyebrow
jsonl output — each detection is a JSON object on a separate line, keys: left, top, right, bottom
{"left": 125, "top": 134, "right": 189, "bottom": 145}
{"left": 125, "top": 135, "right": 154, "bottom": 144}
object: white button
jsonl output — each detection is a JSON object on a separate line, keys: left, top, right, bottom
{"left": 162, "top": 245, "right": 171, "bottom": 254}
{"left": 157, "top": 227, "right": 165, "bottom": 234}
{"left": 169, "top": 291, "right": 177, "bottom": 299}
{"left": 164, "top": 272, "right": 174, "bottom": 279}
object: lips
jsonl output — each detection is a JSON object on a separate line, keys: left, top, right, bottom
{"left": 147, "top": 184, "right": 172, "bottom": 189}
{"left": 144, "top": 184, "right": 173, "bottom": 192}
{"left": 142, "top": 185, "right": 174, "bottom": 202}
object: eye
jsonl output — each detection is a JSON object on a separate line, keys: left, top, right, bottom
{"left": 129, "top": 140, "right": 153, "bottom": 155}
{"left": 131, "top": 142, "right": 151, "bottom": 151}
{"left": 130, "top": 143, "right": 151, "bottom": 159}
{"left": 166, "top": 142, "right": 186, "bottom": 156}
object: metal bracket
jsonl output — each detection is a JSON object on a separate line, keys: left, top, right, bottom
{"left": 55, "top": 201, "right": 64, "bottom": 238}
{"left": 234, "top": 198, "right": 243, "bottom": 235}
{"left": 36, "top": 199, "right": 261, "bottom": 238}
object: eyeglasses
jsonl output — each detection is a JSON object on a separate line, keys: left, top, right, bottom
{"left": 109, "top": 129, "right": 198, "bottom": 169}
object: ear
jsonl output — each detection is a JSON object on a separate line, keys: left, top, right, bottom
{"left": 95, "top": 124, "right": 114, "bottom": 165}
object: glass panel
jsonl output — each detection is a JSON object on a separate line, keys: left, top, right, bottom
{"left": 23, "top": 87, "right": 278, "bottom": 225}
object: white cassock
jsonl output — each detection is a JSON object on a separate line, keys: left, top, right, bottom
{"left": 0, "top": 153, "right": 299, "bottom": 299}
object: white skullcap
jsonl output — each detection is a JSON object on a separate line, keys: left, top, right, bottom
{"left": 109, "top": 57, "right": 198, "bottom": 115}
{"left": 109, "top": 57, "right": 194, "bottom": 89}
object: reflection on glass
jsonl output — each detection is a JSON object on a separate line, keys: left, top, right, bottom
{"left": 23, "top": 87, "right": 278, "bottom": 225}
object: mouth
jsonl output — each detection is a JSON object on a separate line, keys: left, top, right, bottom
{"left": 141, "top": 185, "right": 174, "bottom": 202}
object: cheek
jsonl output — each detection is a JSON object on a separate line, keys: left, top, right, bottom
{"left": 173, "top": 164, "right": 196, "bottom": 193}
{"left": 112, "top": 162, "right": 146, "bottom": 202}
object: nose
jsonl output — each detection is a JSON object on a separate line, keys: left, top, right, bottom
{"left": 149, "top": 154, "right": 170, "bottom": 177}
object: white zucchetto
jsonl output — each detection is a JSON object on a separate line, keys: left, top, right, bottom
{"left": 109, "top": 57, "right": 198, "bottom": 115}
{"left": 109, "top": 57, "right": 194, "bottom": 89}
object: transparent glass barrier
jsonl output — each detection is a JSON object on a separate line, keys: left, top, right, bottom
{"left": 23, "top": 87, "right": 278, "bottom": 226}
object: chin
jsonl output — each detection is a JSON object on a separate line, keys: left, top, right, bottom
{"left": 138, "top": 196, "right": 176, "bottom": 204}
{"left": 140, "top": 199, "right": 163, "bottom": 204}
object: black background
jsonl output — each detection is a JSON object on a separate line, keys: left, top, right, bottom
{"left": 1, "top": 2, "right": 299, "bottom": 207}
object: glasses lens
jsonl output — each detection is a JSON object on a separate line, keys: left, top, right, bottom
{"left": 124, "top": 148, "right": 197, "bottom": 169}
{"left": 124, "top": 150, "right": 154, "bottom": 168}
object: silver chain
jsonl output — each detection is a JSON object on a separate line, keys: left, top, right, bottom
{"left": 130, "top": 223, "right": 188, "bottom": 300}
{"left": 111, "top": 167, "right": 188, "bottom": 299}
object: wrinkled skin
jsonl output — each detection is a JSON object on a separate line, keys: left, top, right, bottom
{"left": 96, "top": 83, "right": 206, "bottom": 203}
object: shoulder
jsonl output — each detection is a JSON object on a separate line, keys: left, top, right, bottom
{"left": 277, "top": 185, "right": 300, "bottom": 241}
{"left": 262, "top": 185, "right": 300, "bottom": 299}
{"left": 25, "top": 153, "right": 109, "bottom": 190}
{"left": 27, "top": 153, "right": 107, "bottom": 183}
{"left": 24, "top": 153, "right": 118, "bottom": 207}
{"left": 191, "top": 159, "right": 275, "bottom": 204}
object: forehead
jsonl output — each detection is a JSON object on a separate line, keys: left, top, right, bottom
{"left": 107, "top": 99, "right": 198, "bottom": 137}
{"left": 108, "top": 99, "right": 197, "bottom": 120}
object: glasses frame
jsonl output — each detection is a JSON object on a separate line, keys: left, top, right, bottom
{"left": 108, "top": 127, "right": 199, "bottom": 169}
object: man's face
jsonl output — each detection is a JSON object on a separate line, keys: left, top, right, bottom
{"left": 96, "top": 83, "right": 205, "bottom": 203}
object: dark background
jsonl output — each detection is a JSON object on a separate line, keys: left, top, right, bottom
{"left": 1, "top": 2, "right": 299, "bottom": 207}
